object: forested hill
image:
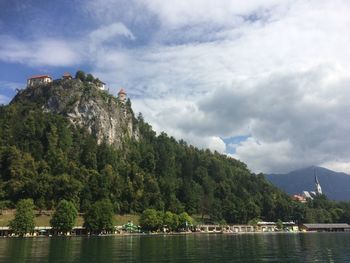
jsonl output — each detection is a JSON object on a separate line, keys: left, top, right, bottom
{"left": 1, "top": 72, "right": 350, "bottom": 225}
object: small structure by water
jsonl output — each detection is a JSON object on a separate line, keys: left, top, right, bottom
{"left": 300, "top": 223, "right": 350, "bottom": 232}
{"left": 0, "top": 226, "right": 88, "bottom": 237}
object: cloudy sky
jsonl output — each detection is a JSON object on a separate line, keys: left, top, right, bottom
{"left": 1, "top": 0, "right": 350, "bottom": 174}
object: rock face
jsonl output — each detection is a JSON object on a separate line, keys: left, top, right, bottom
{"left": 11, "top": 78, "right": 139, "bottom": 147}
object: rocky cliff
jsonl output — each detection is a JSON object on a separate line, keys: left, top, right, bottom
{"left": 11, "top": 78, "right": 139, "bottom": 147}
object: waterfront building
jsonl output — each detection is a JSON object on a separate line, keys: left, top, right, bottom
{"left": 300, "top": 223, "right": 350, "bottom": 232}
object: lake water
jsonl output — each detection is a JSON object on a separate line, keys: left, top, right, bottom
{"left": 1, "top": 233, "right": 350, "bottom": 263}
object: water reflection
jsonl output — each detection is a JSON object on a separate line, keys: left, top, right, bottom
{"left": 0, "top": 233, "right": 350, "bottom": 263}
{"left": 48, "top": 237, "right": 82, "bottom": 263}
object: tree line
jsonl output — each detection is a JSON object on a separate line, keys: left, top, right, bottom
{"left": 1, "top": 86, "right": 350, "bottom": 225}
{"left": 9, "top": 198, "right": 115, "bottom": 236}
{"left": 9, "top": 199, "right": 194, "bottom": 236}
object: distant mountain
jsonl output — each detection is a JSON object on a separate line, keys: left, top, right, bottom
{"left": 266, "top": 166, "right": 350, "bottom": 201}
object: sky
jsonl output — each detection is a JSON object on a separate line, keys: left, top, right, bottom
{"left": 1, "top": 0, "right": 350, "bottom": 174}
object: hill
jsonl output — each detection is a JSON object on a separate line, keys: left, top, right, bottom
{"left": 1, "top": 71, "right": 350, "bottom": 225}
{"left": 11, "top": 75, "right": 139, "bottom": 147}
{"left": 266, "top": 166, "right": 350, "bottom": 201}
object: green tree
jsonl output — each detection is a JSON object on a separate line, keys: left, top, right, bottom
{"left": 50, "top": 200, "right": 78, "bottom": 234}
{"left": 9, "top": 199, "right": 35, "bottom": 236}
{"left": 178, "top": 212, "right": 193, "bottom": 230}
{"left": 139, "top": 208, "right": 163, "bottom": 232}
{"left": 276, "top": 219, "right": 283, "bottom": 230}
{"left": 163, "top": 211, "right": 179, "bottom": 231}
{"left": 75, "top": 70, "right": 86, "bottom": 81}
{"left": 86, "top": 73, "right": 94, "bottom": 82}
{"left": 83, "top": 199, "right": 114, "bottom": 234}
{"left": 1, "top": 146, "right": 37, "bottom": 201}
{"left": 248, "top": 218, "right": 260, "bottom": 227}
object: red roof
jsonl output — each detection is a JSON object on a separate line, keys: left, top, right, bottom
{"left": 62, "top": 72, "right": 72, "bottom": 77}
{"left": 292, "top": 195, "right": 306, "bottom": 201}
{"left": 118, "top": 88, "right": 126, "bottom": 95}
{"left": 28, "top": 75, "right": 52, "bottom": 80}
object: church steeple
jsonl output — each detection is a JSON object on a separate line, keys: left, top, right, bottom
{"left": 315, "top": 172, "right": 322, "bottom": 195}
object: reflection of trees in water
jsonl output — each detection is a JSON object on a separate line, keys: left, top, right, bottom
{"left": 48, "top": 237, "right": 83, "bottom": 262}
{"left": 1, "top": 234, "right": 350, "bottom": 262}
{"left": 1, "top": 238, "right": 48, "bottom": 263}
{"left": 78, "top": 236, "right": 138, "bottom": 262}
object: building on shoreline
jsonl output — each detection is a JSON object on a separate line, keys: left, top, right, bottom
{"left": 2, "top": 222, "right": 350, "bottom": 237}
{"left": 300, "top": 223, "right": 350, "bottom": 232}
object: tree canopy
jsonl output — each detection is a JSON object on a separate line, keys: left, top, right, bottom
{"left": 83, "top": 199, "right": 114, "bottom": 233}
{"left": 9, "top": 199, "right": 35, "bottom": 236}
{"left": 50, "top": 200, "right": 78, "bottom": 234}
{"left": 139, "top": 209, "right": 194, "bottom": 232}
{"left": 75, "top": 70, "right": 86, "bottom": 81}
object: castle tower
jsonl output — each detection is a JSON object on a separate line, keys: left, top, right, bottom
{"left": 118, "top": 88, "right": 127, "bottom": 103}
{"left": 315, "top": 175, "right": 322, "bottom": 195}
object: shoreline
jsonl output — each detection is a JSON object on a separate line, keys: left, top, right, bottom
{"left": 2, "top": 230, "right": 350, "bottom": 238}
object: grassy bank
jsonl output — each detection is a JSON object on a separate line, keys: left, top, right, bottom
{"left": 0, "top": 210, "right": 139, "bottom": 227}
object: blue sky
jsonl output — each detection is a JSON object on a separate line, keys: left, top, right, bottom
{"left": 1, "top": 0, "right": 350, "bottom": 174}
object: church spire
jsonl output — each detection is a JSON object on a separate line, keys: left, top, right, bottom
{"left": 314, "top": 168, "right": 322, "bottom": 195}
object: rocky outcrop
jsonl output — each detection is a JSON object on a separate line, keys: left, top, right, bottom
{"left": 11, "top": 78, "right": 139, "bottom": 147}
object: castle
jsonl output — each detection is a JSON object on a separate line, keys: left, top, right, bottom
{"left": 118, "top": 88, "right": 127, "bottom": 103}
{"left": 27, "top": 75, "right": 52, "bottom": 87}
{"left": 26, "top": 73, "right": 127, "bottom": 102}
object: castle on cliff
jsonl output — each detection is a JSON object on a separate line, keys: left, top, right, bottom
{"left": 26, "top": 72, "right": 127, "bottom": 103}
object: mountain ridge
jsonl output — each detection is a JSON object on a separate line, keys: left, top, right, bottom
{"left": 266, "top": 166, "right": 350, "bottom": 201}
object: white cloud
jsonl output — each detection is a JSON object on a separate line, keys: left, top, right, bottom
{"left": 89, "top": 22, "right": 135, "bottom": 44}
{"left": 85, "top": 0, "right": 292, "bottom": 29}
{"left": 0, "top": 35, "right": 82, "bottom": 67}
{"left": 230, "top": 138, "right": 295, "bottom": 173}
{"left": 132, "top": 97, "right": 227, "bottom": 153}
{"left": 82, "top": 0, "right": 350, "bottom": 173}
{"left": 322, "top": 161, "right": 350, "bottom": 174}
{"left": 2, "top": 0, "right": 350, "bottom": 173}
{"left": 141, "top": 0, "right": 292, "bottom": 28}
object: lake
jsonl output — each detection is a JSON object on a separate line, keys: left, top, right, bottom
{"left": 1, "top": 233, "right": 350, "bottom": 263}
